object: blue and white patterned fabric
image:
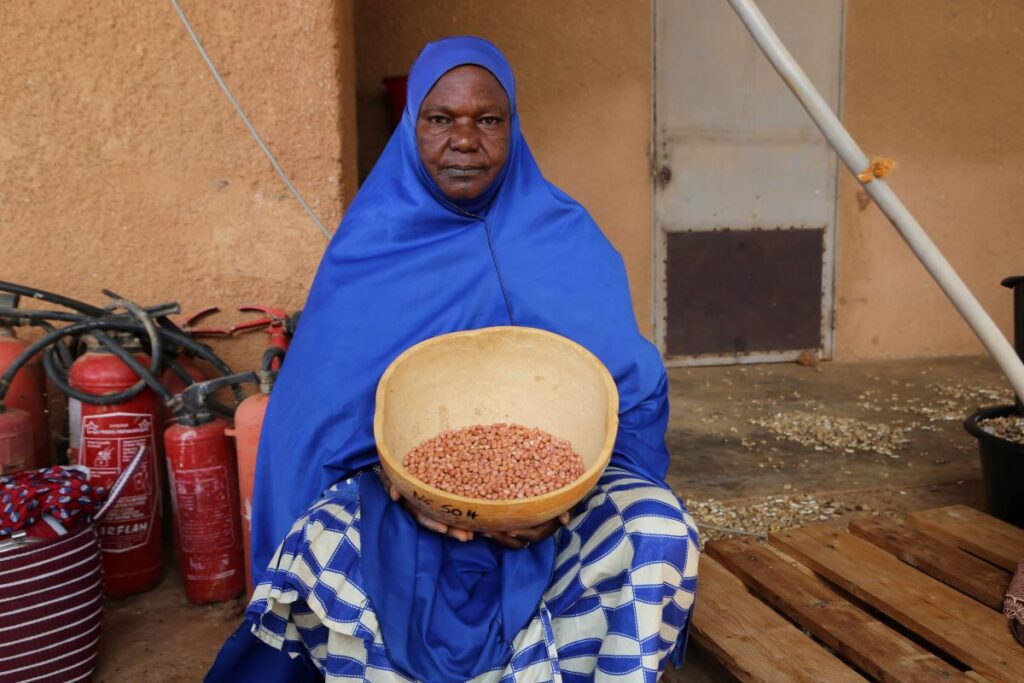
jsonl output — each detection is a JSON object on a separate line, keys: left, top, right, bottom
{"left": 247, "top": 467, "right": 699, "bottom": 682}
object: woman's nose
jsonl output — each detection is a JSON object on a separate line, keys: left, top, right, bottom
{"left": 448, "top": 120, "right": 480, "bottom": 152}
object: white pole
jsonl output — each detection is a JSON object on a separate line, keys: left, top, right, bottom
{"left": 725, "top": 0, "right": 1024, "bottom": 399}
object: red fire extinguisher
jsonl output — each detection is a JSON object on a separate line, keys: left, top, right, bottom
{"left": 165, "top": 373, "right": 252, "bottom": 604}
{"left": 0, "top": 405, "right": 33, "bottom": 475}
{"left": 0, "top": 294, "right": 49, "bottom": 468}
{"left": 68, "top": 336, "right": 164, "bottom": 598}
{"left": 226, "top": 347, "right": 285, "bottom": 593}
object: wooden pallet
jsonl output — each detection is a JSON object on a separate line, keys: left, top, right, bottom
{"left": 690, "top": 505, "right": 1023, "bottom": 682}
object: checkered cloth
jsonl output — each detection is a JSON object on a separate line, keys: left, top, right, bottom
{"left": 247, "top": 467, "right": 700, "bottom": 682}
{"left": 1006, "top": 561, "right": 1024, "bottom": 646}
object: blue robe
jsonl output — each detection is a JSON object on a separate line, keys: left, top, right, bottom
{"left": 245, "top": 36, "right": 673, "bottom": 682}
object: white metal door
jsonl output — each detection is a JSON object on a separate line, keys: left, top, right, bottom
{"left": 653, "top": 0, "right": 844, "bottom": 365}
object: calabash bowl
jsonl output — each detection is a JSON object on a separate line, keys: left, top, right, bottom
{"left": 374, "top": 326, "right": 618, "bottom": 532}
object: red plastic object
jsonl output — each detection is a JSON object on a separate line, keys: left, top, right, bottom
{"left": 226, "top": 391, "right": 270, "bottom": 594}
{"left": 164, "top": 416, "right": 245, "bottom": 604}
{"left": 0, "top": 329, "right": 49, "bottom": 467}
{"left": 0, "top": 406, "right": 33, "bottom": 475}
{"left": 68, "top": 350, "right": 163, "bottom": 598}
{"left": 383, "top": 75, "right": 408, "bottom": 129}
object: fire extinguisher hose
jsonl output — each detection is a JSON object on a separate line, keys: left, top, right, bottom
{"left": 0, "top": 285, "right": 246, "bottom": 409}
{"left": 0, "top": 281, "right": 180, "bottom": 322}
{"left": 103, "top": 291, "right": 164, "bottom": 377}
{"left": 0, "top": 307, "right": 156, "bottom": 403}
{"left": 262, "top": 346, "right": 286, "bottom": 372}
{"left": 0, "top": 285, "right": 228, "bottom": 380}
{"left": 0, "top": 280, "right": 108, "bottom": 318}
{"left": 0, "top": 308, "right": 241, "bottom": 385}
{"left": 35, "top": 320, "right": 75, "bottom": 369}
{"left": 0, "top": 317, "right": 244, "bottom": 408}
{"left": 163, "top": 354, "right": 197, "bottom": 386}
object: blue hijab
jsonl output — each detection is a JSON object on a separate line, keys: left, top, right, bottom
{"left": 251, "top": 36, "right": 672, "bottom": 681}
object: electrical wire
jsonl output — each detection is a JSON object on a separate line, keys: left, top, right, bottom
{"left": 167, "top": 0, "right": 333, "bottom": 241}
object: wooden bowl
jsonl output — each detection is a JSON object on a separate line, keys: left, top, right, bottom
{"left": 374, "top": 326, "right": 619, "bottom": 532}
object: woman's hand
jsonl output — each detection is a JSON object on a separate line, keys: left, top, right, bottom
{"left": 378, "top": 468, "right": 474, "bottom": 542}
{"left": 377, "top": 469, "right": 571, "bottom": 548}
{"left": 482, "top": 511, "right": 571, "bottom": 550}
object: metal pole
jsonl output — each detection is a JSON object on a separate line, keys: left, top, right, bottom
{"left": 725, "top": 0, "right": 1024, "bottom": 400}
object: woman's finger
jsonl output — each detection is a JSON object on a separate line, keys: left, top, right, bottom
{"left": 393, "top": 492, "right": 471, "bottom": 539}
{"left": 507, "top": 513, "right": 568, "bottom": 543}
{"left": 508, "top": 519, "right": 558, "bottom": 543}
{"left": 483, "top": 531, "right": 527, "bottom": 549}
{"left": 412, "top": 509, "right": 448, "bottom": 534}
{"left": 377, "top": 469, "right": 402, "bottom": 501}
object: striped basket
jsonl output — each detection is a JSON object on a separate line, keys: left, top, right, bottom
{"left": 0, "top": 446, "right": 148, "bottom": 683}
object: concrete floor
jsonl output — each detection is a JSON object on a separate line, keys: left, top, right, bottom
{"left": 95, "top": 355, "right": 1010, "bottom": 681}
{"left": 666, "top": 355, "right": 1002, "bottom": 530}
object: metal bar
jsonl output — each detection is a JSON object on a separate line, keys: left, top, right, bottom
{"left": 725, "top": 0, "right": 1024, "bottom": 399}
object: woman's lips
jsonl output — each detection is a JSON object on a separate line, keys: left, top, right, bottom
{"left": 442, "top": 166, "right": 485, "bottom": 178}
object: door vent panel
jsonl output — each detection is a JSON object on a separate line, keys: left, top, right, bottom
{"left": 666, "top": 228, "right": 824, "bottom": 357}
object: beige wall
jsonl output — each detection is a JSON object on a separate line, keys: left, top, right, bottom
{"left": 836, "top": 0, "right": 1024, "bottom": 358}
{"left": 354, "top": 1, "right": 656, "bottom": 336}
{"left": 0, "top": 0, "right": 357, "bottom": 372}
{"left": 4, "top": 1, "right": 1020, "bottom": 367}
{"left": 354, "top": 1, "right": 1024, "bottom": 360}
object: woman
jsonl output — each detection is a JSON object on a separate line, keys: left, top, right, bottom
{"left": 208, "top": 36, "right": 699, "bottom": 682}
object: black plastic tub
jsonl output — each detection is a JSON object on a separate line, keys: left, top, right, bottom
{"left": 964, "top": 405, "right": 1024, "bottom": 529}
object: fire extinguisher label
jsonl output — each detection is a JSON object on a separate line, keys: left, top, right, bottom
{"left": 68, "top": 398, "right": 82, "bottom": 450}
{"left": 80, "top": 412, "right": 157, "bottom": 552}
{"left": 172, "top": 465, "right": 235, "bottom": 554}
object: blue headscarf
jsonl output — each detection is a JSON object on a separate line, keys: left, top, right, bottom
{"left": 251, "top": 36, "right": 672, "bottom": 681}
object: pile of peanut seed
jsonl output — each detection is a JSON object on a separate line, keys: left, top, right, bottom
{"left": 404, "top": 423, "right": 585, "bottom": 500}
{"left": 690, "top": 494, "right": 847, "bottom": 541}
{"left": 748, "top": 412, "right": 911, "bottom": 456}
{"left": 979, "top": 414, "right": 1024, "bottom": 445}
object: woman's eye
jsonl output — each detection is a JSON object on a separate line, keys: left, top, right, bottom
{"left": 428, "top": 115, "right": 450, "bottom": 125}
{"left": 480, "top": 116, "right": 500, "bottom": 126}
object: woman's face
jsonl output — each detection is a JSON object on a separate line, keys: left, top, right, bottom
{"left": 416, "top": 65, "right": 511, "bottom": 201}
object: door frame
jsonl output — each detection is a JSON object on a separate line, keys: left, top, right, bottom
{"left": 650, "top": 0, "right": 846, "bottom": 367}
